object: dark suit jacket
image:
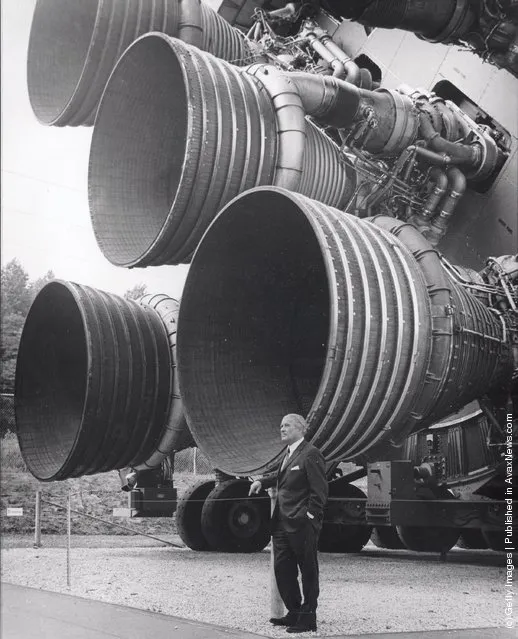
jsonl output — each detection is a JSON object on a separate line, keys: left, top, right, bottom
{"left": 261, "top": 440, "right": 328, "bottom": 534}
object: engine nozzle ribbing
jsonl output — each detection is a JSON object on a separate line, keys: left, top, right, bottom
{"left": 27, "top": 0, "right": 251, "bottom": 126}
{"left": 176, "top": 187, "right": 514, "bottom": 475}
{"left": 14, "top": 281, "right": 188, "bottom": 481}
{"left": 88, "top": 35, "right": 354, "bottom": 267}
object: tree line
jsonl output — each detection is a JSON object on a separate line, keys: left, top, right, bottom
{"left": 0, "top": 259, "right": 55, "bottom": 394}
{"left": 0, "top": 259, "right": 147, "bottom": 394}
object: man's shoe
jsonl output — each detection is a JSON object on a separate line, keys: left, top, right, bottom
{"left": 269, "top": 611, "right": 300, "bottom": 626}
{"left": 286, "top": 612, "right": 317, "bottom": 633}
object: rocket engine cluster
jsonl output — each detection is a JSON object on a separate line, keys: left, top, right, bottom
{"left": 15, "top": 0, "right": 516, "bottom": 554}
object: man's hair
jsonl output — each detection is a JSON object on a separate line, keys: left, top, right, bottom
{"left": 282, "top": 413, "right": 308, "bottom": 433}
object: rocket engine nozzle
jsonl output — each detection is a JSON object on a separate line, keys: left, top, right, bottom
{"left": 176, "top": 187, "right": 514, "bottom": 475}
{"left": 14, "top": 281, "right": 190, "bottom": 481}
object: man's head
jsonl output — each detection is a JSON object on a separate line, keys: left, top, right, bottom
{"left": 280, "top": 414, "right": 307, "bottom": 445}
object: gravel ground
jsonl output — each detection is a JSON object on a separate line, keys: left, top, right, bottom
{"left": 1, "top": 535, "right": 509, "bottom": 637}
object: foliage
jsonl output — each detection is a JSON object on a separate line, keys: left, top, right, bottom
{"left": 124, "top": 282, "right": 148, "bottom": 301}
{"left": 1, "top": 259, "right": 30, "bottom": 315}
{"left": 0, "top": 314, "right": 24, "bottom": 394}
{"left": 0, "top": 259, "right": 54, "bottom": 393}
{"left": 0, "top": 434, "right": 207, "bottom": 535}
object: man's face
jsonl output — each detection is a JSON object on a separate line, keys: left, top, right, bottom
{"left": 280, "top": 420, "right": 304, "bottom": 445}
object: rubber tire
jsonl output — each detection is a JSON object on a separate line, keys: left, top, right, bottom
{"left": 457, "top": 529, "right": 488, "bottom": 549}
{"left": 482, "top": 530, "right": 505, "bottom": 552}
{"left": 318, "top": 483, "right": 372, "bottom": 553}
{"left": 371, "top": 526, "right": 405, "bottom": 550}
{"left": 397, "top": 525, "right": 460, "bottom": 553}
{"left": 176, "top": 480, "right": 215, "bottom": 550}
{"left": 201, "top": 479, "right": 270, "bottom": 552}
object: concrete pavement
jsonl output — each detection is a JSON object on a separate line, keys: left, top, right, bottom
{"left": 1, "top": 583, "right": 265, "bottom": 639}
{"left": 1, "top": 583, "right": 514, "bottom": 639}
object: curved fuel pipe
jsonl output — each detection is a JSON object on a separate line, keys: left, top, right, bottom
{"left": 286, "top": 72, "right": 419, "bottom": 154}
{"left": 304, "top": 26, "right": 361, "bottom": 85}
{"left": 424, "top": 166, "right": 467, "bottom": 246}
{"left": 429, "top": 97, "right": 469, "bottom": 142}
{"left": 14, "top": 281, "right": 187, "bottom": 481}
{"left": 178, "top": 0, "right": 204, "bottom": 48}
{"left": 137, "top": 294, "right": 195, "bottom": 466}
{"left": 307, "top": 32, "right": 347, "bottom": 78}
{"left": 176, "top": 187, "right": 514, "bottom": 476}
{"left": 27, "top": 0, "right": 251, "bottom": 126}
{"left": 323, "top": 38, "right": 362, "bottom": 86}
{"left": 408, "top": 166, "right": 449, "bottom": 230}
{"left": 418, "top": 112, "right": 478, "bottom": 167}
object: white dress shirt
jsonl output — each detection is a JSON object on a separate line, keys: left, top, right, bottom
{"left": 287, "top": 437, "right": 305, "bottom": 457}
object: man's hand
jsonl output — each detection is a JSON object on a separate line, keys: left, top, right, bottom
{"left": 248, "top": 480, "right": 262, "bottom": 496}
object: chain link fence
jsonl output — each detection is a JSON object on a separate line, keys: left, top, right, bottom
{"left": 175, "top": 447, "right": 213, "bottom": 475}
{"left": 1, "top": 393, "right": 15, "bottom": 436}
{"left": 1, "top": 394, "right": 26, "bottom": 472}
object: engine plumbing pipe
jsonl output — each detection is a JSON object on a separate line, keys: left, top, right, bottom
{"left": 285, "top": 73, "right": 419, "bottom": 154}
{"left": 304, "top": 25, "right": 361, "bottom": 84}
{"left": 307, "top": 32, "right": 346, "bottom": 78}
{"left": 418, "top": 112, "right": 479, "bottom": 167}
{"left": 323, "top": 38, "right": 362, "bottom": 86}
{"left": 137, "top": 294, "right": 195, "bottom": 462}
{"left": 14, "top": 281, "right": 189, "bottom": 481}
{"left": 176, "top": 187, "right": 514, "bottom": 476}
{"left": 26, "top": 0, "right": 251, "bottom": 126}
{"left": 424, "top": 166, "right": 467, "bottom": 246}
{"left": 408, "top": 166, "right": 448, "bottom": 230}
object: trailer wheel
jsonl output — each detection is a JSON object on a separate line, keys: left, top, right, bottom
{"left": 176, "top": 479, "right": 215, "bottom": 550}
{"left": 370, "top": 526, "right": 405, "bottom": 549}
{"left": 482, "top": 530, "right": 505, "bottom": 552}
{"left": 457, "top": 529, "right": 488, "bottom": 549}
{"left": 397, "top": 525, "right": 460, "bottom": 553}
{"left": 201, "top": 479, "right": 270, "bottom": 552}
{"left": 318, "top": 483, "right": 372, "bottom": 553}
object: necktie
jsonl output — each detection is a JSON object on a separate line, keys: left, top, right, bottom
{"left": 281, "top": 448, "right": 291, "bottom": 471}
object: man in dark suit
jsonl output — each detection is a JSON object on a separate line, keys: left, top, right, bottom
{"left": 249, "top": 414, "right": 328, "bottom": 633}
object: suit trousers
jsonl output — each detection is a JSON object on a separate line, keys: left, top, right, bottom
{"left": 272, "top": 519, "right": 320, "bottom": 614}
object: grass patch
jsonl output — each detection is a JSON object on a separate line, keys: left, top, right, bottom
{"left": 1, "top": 433, "right": 209, "bottom": 536}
